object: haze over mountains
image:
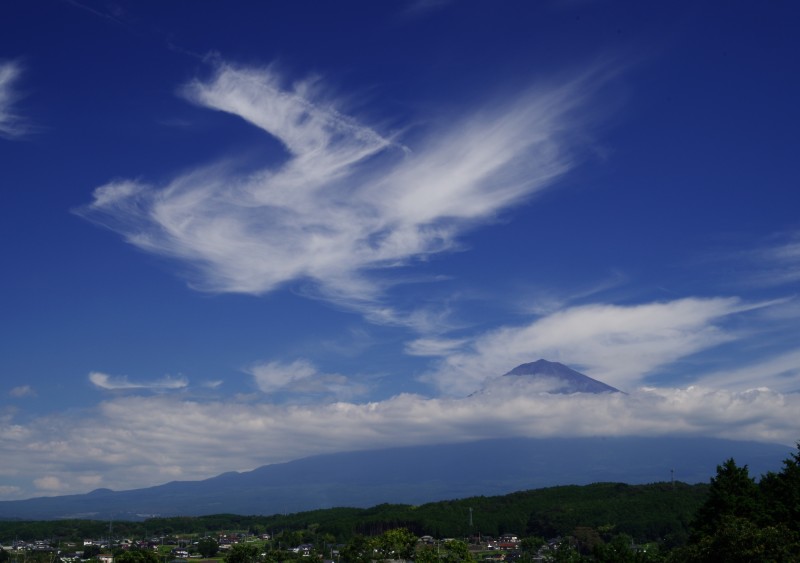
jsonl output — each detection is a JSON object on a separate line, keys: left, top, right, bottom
{"left": 0, "top": 362, "right": 791, "bottom": 521}
{"left": 0, "top": 437, "right": 789, "bottom": 521}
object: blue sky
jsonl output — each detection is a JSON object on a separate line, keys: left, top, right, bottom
{"left": 1, "top": 0, "right": 799, "bottom": 500}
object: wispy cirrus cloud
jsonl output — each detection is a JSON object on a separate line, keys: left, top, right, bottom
{"left": 88, "top": 371, "right": 188, "bottom": 391}
{"left": 76, "top": 60, "right": 611, "bottom": 330}
{"left": 9, "top": 385, "right": 36, "bottom": 398}
{"left": 61, "top": 0, "right": 126, "bottom": 23}
{"left": 416, "top": 297, "right": 769, "bottom": 395}
{"left": 246, "top": 358, "right": 368, "bottom": 401}
{"left": 0, "top": 60, "right": 29, "bottom": 139}
{"left": 1, "top": 385, "right": 797, "bottom": 498}
{"left": 703, "top": 232, "right": 800, "bottom": 290}
{"left": 750, "top": 233, "right": 800, "bottom": 287}
{"left": 693, "top": 349, "right": 800, "bottom": 393}
{"left": 405, "top": 337, "right": 469, "bottom": 357}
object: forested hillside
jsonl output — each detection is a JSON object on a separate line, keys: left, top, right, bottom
{"left": 0, "top": 481, "right": 707, "bottom": 544}
{"left": 2, "top": 443, "right": 798, "bottom": 561}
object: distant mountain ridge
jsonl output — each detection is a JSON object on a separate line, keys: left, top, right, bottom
{"left": 0, "top": 437, "right": 789, "bottom": 521}
{"left": 0, "top": 362, "right": 786, "bottom": 521}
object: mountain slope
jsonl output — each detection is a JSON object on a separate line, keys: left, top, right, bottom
{"left": 475, "top": 359, "right": 621, "bottom": 395}
{"left": 505, "top": 359, "right": 621, "bottom": 392}
{"left": 0, "top": 437, "right": 789, "bottom": 521}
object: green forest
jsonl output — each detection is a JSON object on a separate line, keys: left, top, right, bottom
{"left": 1, "top": 444, "right": 798, "bottom": 562}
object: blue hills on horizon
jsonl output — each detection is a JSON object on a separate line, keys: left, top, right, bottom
{"left": 0, "top": 436, "right": 790, "bottom": 521}
{"left": 0, "top": 362, "right": 791, "bottom": 521}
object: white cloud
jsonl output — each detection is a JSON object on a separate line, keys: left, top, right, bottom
{"left": 9, "top": 385, "right": 35, "bottom": 398}
{"left": 0, "top": 60, "right": 28, "bottom": 139}
{"left": 0, "top": 485, "right": 22, "bottom": 498}
{"left": 89, "top": 371, "right": 188, "bottom": 391}
{"left": 750, "top": 233, "right": 800, "bottom": 287}
{"left": 248, "top": 359, "right": 317, "bottom": 392}
{"left": 246, "top": 359, "right": 368, "bottom": 400}
{"left": 77, "top": 60, "right": 609, "bottom": 329}
{"left": 693, "top": 349, "right": 800, "bottom": 393}
{"left": 34, "top": 475, "right": 68, "bottom": 493}
{"left": 77, "top": 474, "right": 104, "bottom": 488}
{"left": 710, "top": 232, "right": 800, "bottom": 289}
{"left": 419, "top": 297, "right": 764, "bottom": 395}
{"left": 0, "top": 386, "right": 797, "bottom": 499}
{"left": 405, "top": 337, "right": 469, "bottom": 356}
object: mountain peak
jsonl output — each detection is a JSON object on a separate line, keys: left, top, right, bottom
{"left": 495, "top": 359, "right": 621, "bottom": 394}
{"left": 505, "top": 359, "right": 572, "bottom": 376}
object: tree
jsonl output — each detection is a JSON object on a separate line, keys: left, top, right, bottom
{"left": 677, "top": 450, "right": 800, "bottom": 561}
{"left": 592, "top": 534, "right": 660, "bottom": 563}
{"left": 374, "top": 528, "right": 417, "bottom": 561}
{"left": 224, "top": 543, "right": 260, "bottom": 563}
{"left": 439, "top": 540, "right": 474, "bottom": 563}
{"left": 317, "top": 533, "right": 336, "bottom": 558}
{"left": 545, "top": 539, "right": 582, "bottom": 563}
{"left": 414, "top": 544, "right": 439, "bottom": 563}
{"left": 759, "top": 442, "right": 800, "bottom": 532}
{"left": 197, "top": 537, "right": 218, "bottom": 558}
{"left": 520, "top": 536, "right": 545, "bottom": 552}
{"left": 114, "top": 549, "right": 160, "bottom": 563}
{"left": 675, "top": 516, "right": 793, "bottom": 563}
{"left": 277, "top": 530, "right": 304, "bottom": 550}
{"left": 519, "top": 536, "right": 545, "bottom": 562}
{"left": 691, "top": 458, "right": 759, "bottom": 538}
{"left": 340, "top": 535, "right": 374, "bottom": 563}
{"left": 572, "top": 527, "right": 602, "bottom": 555}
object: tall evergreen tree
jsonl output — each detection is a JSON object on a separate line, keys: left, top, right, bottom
{"left": 691, "top": 458, "right": 759, "bottom": 538}
{"left": 760, "top": 442, "right": 800, "bottom": 532}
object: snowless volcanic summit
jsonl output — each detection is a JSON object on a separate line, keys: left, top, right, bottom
{"left": 480, "top": 359, "right": 622, "bottom": 395}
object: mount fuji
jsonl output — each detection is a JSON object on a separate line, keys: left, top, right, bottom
{"left": 0, "top": 362, "right": 790, "bottom": 520}
{"left": 475, "top": 359, "right": 622, "bottom": 395}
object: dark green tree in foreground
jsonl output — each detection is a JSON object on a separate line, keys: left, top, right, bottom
{"left": 673, "top": 444, "right": 800, "bottom": 562}
{"left": 679, "top": 516, "right": 793, "bottom": 562}
{"left": 691, "top": 458, "right": 760, "bottom": 538}
{"left": 760, "top": 442, "right": 800, "bottom": 532}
